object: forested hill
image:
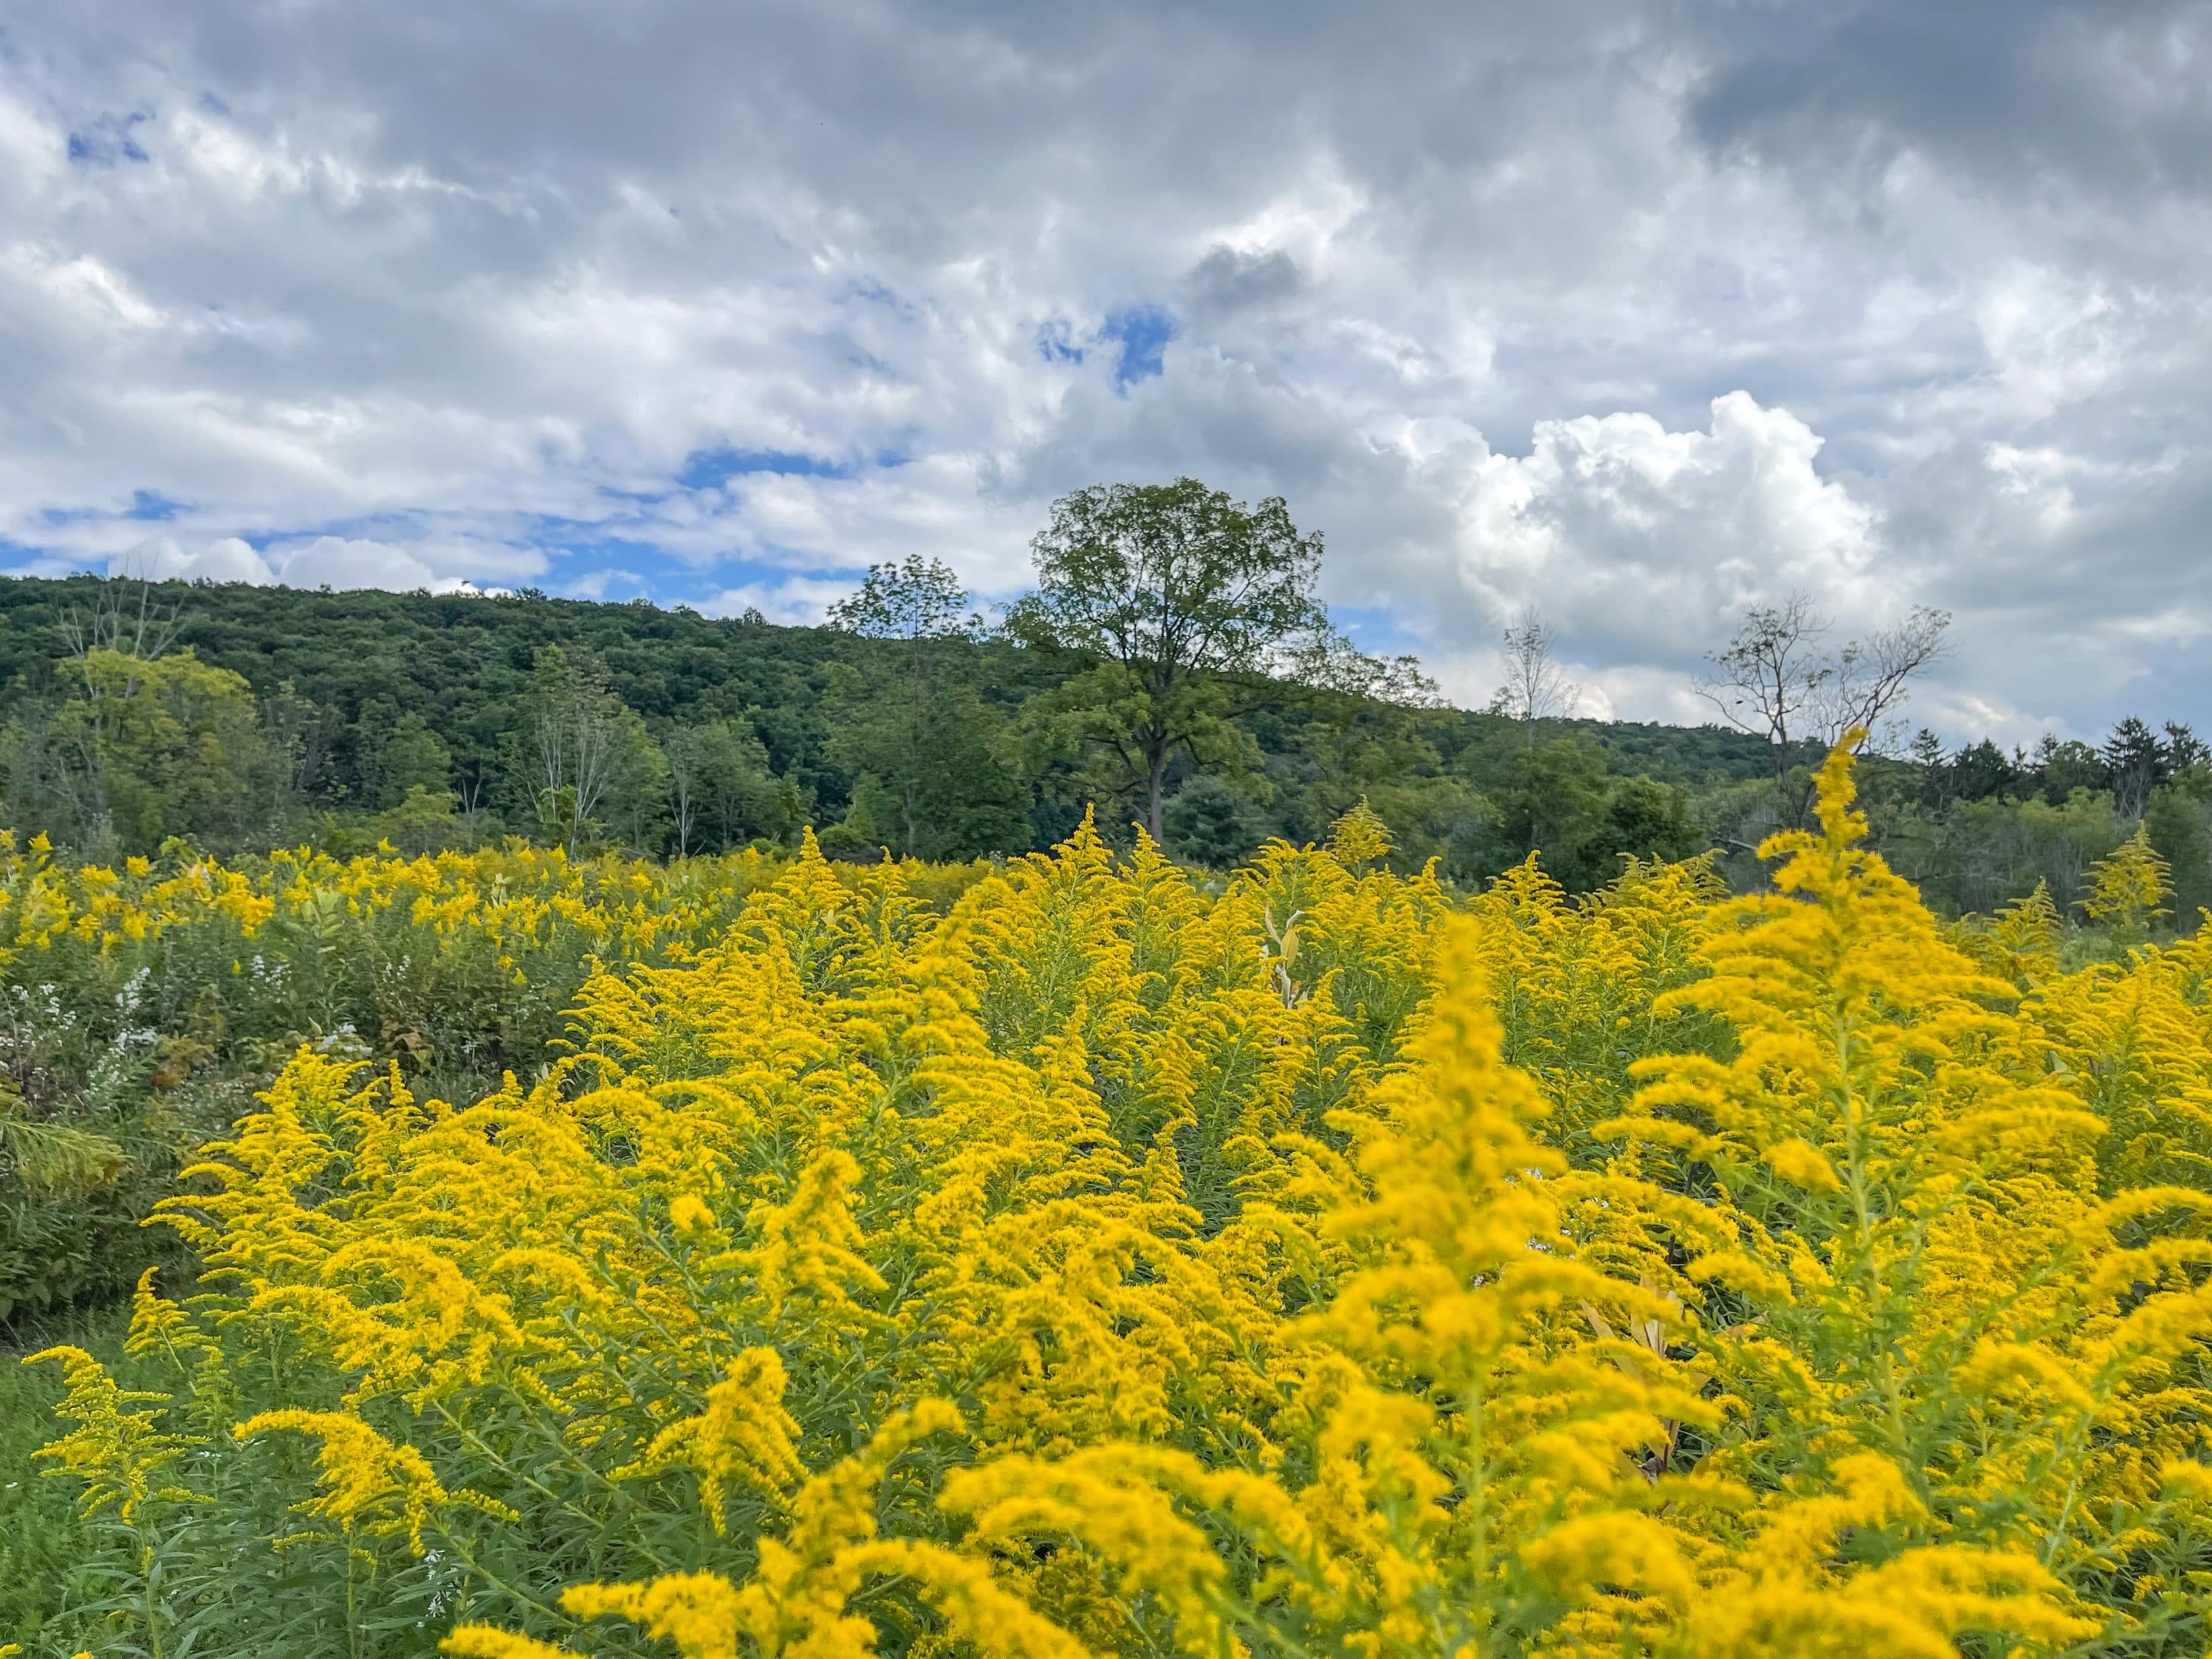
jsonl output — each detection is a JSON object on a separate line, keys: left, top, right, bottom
{"left": 3, "top": 575, "right": 2203, "bottom": 922}
{"left": 0, "top": 577, "right": 1065, "bottom": 823}
{"left": 0, "top": 576, "right": 1772, "bottom": 875}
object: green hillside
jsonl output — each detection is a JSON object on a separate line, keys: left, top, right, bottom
{"left": 0, "top": 575, "right": 1770, "bottom": 873}
{"left": 0, "top": 574, "right": 2200, "bottom": 921}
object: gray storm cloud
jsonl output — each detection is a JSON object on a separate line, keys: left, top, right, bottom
{"left": 5, "top": 0, "right": 2211, "bottom": 740}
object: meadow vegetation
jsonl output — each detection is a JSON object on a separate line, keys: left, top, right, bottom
{"left": 9, "top": 743, "right": 2212, "bottom": 1654}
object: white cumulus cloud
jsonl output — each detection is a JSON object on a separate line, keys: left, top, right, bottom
{"left": 113, "top": 535, "right": 273, "bottom": 585}
{"left": 1440, "top": 392, "right": 1893, "bottom": 653}
{"left": 700, "top": 576, "right": 859, "bottom": 627}
{"left": 5, "top": 0, "right": 2212, "bottom": 737}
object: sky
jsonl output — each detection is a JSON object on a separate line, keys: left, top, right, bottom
{"left": 1, "top": 0, "right": 2208, "bottom": 742}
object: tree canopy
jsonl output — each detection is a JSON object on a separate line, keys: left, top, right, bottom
{"left": 1007, "top": 477, "right": 1389, "bottom": 839}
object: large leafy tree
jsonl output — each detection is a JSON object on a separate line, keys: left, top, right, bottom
{"left": 1008, "top": 477, "right": 1372, "bottom": 843}
{"left": 830, "top": 693, "right": 1028, "bottom": 862}
{"left": 39, "top": 647, "right": 280, "bottom": 856}
{"left": 359, "top": 703, "right": 454, "bottom": 810}
{"left": 1464, "top": 736, "right": 1703, "bottom": 892}
{"left": 1162, "top": 774, "right": 1273, "bottom": 868}
{"left": 826, "top": 553, "right": 975, "bottom": 650}
{"left": 1278, "top": 650, "right": 1462, "bottom": 859}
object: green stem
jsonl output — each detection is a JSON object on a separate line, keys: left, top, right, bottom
{"left": 438, "top": 1519, "right": 571, "bottom": 1631}
{"left": 1834, "top": 1005, "right": 1919, "bottom": 1506}
{"left": 139, "top": 1532, "right": 165, "bottom": 1659}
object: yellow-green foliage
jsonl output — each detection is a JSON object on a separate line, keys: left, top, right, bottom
{"left": 26, "top": 751, "right": 2212, "bottom": 1656}
{"left": 2083, "top": 825, "right": 2174, "bottom": 931}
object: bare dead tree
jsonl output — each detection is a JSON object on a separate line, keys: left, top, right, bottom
{"left": 457, "top": 767, "right": 492, "bottom": 844}
{"left": 1697, "top": 594, "right": 1826, "bottom": 758}
{"left": 1818, "top": 606, "right": 1953, "bottom": 751}
{"left": 1487, "top": 608, "right": 1578, "bottom": 741}
{"left": 1697, "top": 593, "right": 1949, "bottom": 828}
{"left": 665, "top": 726, "right": 701, "bottom": 859}
{"left": 533, "top": 655, "right": 621, "bottom": 856}
{"left": 58, "top": 565, "right": 183, "bottom": 682}
{"left": 259, "top": 680, "right": 336, "bottom": 830}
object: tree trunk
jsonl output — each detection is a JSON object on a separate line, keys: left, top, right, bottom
{"left": 1147, "top": 743, "right": 1170, "bottom": 845}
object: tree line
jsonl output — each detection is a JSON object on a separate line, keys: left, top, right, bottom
{"left": 0, "top": 481, "right": 1740, "bottom": 885}
{"left": 0, "top": 477, "right": 2197, "bottom": 921}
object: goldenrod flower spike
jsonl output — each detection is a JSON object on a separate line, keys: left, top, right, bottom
{"left": 233, "top": 1409, "right": 517, "bottom": 1555}
{"left": 22, "top": 1346, "right": 203, "bottom": 1523}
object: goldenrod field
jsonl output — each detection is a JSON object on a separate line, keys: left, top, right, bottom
{"left": 13, "top": 747, "right": 2212, "bottom": 1656}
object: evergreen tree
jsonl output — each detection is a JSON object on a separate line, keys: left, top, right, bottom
{"left": 2101, "top": 717, "right": 2165, "bottom": 818}
{"left": 1948, "top": 737, "right": 2017, "bottom": 803}
{"left": 2163, "top": 719, "right": 2210, "bottom": 773}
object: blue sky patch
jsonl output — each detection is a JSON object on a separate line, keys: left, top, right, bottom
{"left": 1330, "top": 604, "right": 1426, "bottom": 658}
{"left": 1103, "top": 306, "right": 1176, "bottom": 387}
{"left": 1037, "top": 320, "right": 1084, "bottom": 366}
{"left": 68, "top": 111, "right": 151, "bottom": 165}
{"left": 127, "top": 489, "right": 185, "bottom": 522}
{"left": 676, "top": 447, "right": 849, "bottom": 492}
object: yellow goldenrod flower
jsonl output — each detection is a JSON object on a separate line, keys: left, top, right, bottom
{"left": 23, "top": 743, "right": 2212, "bottom": 1654}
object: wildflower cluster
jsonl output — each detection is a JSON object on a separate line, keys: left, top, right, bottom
{"left": 25, "top": 750, "right": 2212, "bottom": 1656}
{"left": 0, "top": 832, "right": 990, "bottom": 1319}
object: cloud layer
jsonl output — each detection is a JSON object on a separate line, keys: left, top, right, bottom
{"left": 6, "top": 0, "right": 2212, "bottom": 740}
